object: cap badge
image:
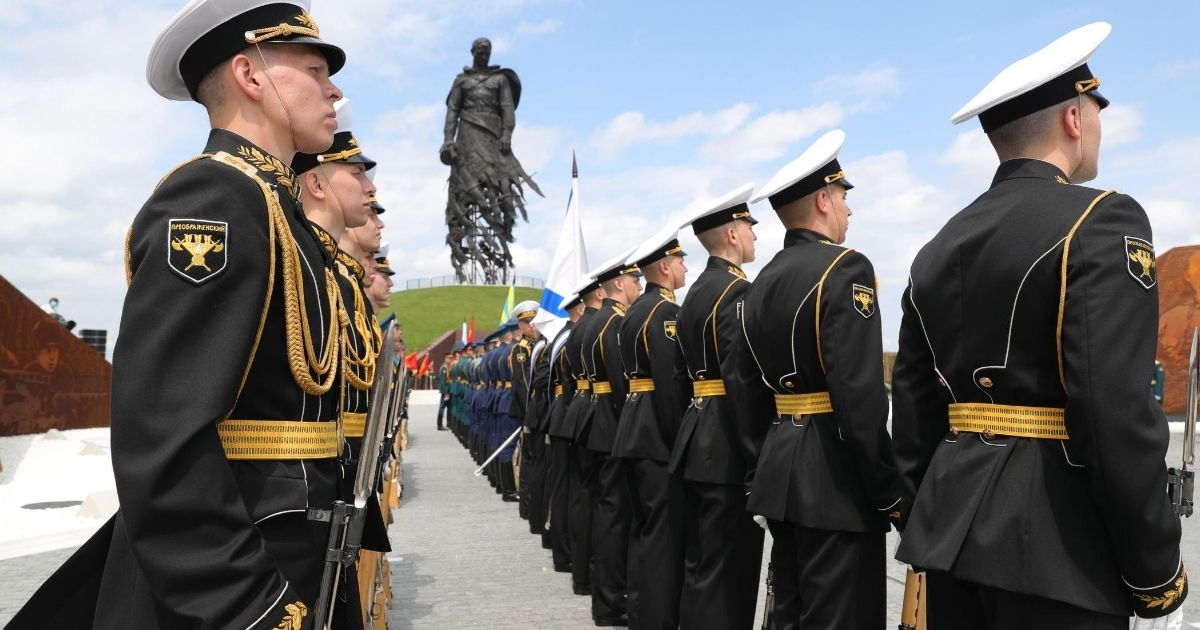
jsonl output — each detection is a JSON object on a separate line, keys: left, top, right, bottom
{"left": 851, "top": 284, "right": 875, "bottom": 319}
{"left": 168, "top": 219, "right": 228, "bottom": 284}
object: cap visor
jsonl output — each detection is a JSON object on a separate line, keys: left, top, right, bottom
{"left": 1091, "top": 90, "right": 1110, "bottom": 110}
{"left": 271, "top": 38, "right": 346, "bottom": 75}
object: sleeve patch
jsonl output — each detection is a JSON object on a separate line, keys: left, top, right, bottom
{"left": 167, "top": 218, "right": 228, "bottom": 284}
{"left": 1125, "top": 236, "right": 1156, "bottom": 290}
{"left": 852, "top": 284, "right": 875, "bottom": 319}
{"left": 663, "top": 320, "right": 678, "bottom": 341}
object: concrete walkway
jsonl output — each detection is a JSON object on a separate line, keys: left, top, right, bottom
{"left": 386, "top": 403, "right": 594, "bottom": 628}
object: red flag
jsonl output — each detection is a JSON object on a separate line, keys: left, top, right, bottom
{"left": 405, "top": 351, "right": 419, "bottom": 370}
{"left": 467, "top": 315, "right": 476, "bottom": 343}
{"left": 419, "top": 353, "right": 433, "bottom": 378}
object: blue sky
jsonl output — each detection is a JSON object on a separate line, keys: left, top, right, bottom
{"left": 2, "top": 0, "right": 1199, "bottom": 354}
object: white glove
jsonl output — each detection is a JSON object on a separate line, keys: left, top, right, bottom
{"left": 752, "top": 514, "right": 768, "bottom": 530}
{"left": 1130, "top": 609, "right": 1184, "bottom": 630}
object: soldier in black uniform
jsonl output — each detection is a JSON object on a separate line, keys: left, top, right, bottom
{"left": 893, "top": 23, "right": 1186, "bottom": 629}
{"left": 515, "top": 302, "right": 552, "bottom": 535}
{"left": 582, "top": 249, "right": 642, "bottom": 626}
{"left": 501, "top": 305, "right": 541, "bottom": 504}
{"left": 611, "top": 227, "right": 690, "bottom": 629}
{"left": 670, "top": 184, "right": 764, "bottom": 629}
{"left": 9, "top": 2, "right": 352, "bottom": 628}
{"left": 731, "top": 130, "right": 904, "bottom": 629}
{"left": 562, "top": 278, "right": 606, "bottom": 595}
{"left": 293, "top": 96, "right": 395, "bottom": 627}
{"left": 545, "top": 291, "right": 586, "bottom": 572}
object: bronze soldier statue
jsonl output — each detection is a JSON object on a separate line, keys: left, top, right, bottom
{"left": 441, "top": 37, "right": 542, "bottom": 284}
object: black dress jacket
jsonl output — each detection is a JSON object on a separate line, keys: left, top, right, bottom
{"left": 892, "top": 159, "right": 1185, "bottom": 617}
{"left": 612, "top": 283, "right": 688, "bottom": 461}
{"left": 669, "top": 256, "right": 752, "bottom": 484}
{"left": 732, "top": 228, "right": 902, "bottom": 534}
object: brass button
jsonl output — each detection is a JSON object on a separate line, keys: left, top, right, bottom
{"left": 784, "top": 381, "right": 794, "bottom": 388}
{"left": 949, "top": 427, "right": 959, "bottom": 437}
{"left": 978, "top": 376, "right": 994, "bottom": 388}
{"left": 982, "top": 428, "right": 995, "bottom": 439}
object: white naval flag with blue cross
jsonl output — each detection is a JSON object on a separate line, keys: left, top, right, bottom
{"left": 537, "top": 154, "right": 589, "bottom": 319}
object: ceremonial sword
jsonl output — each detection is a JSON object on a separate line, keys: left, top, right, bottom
{"left": 474, "top": 426, "right": 523, "bottom": 476}
{"left": 1168, "top": 327, "right": 1199, "bottom": 518}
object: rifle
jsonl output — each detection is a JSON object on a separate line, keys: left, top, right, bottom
{"left": 899, "top": 569, "right": 925, "bottom": 630}
{"left": 312, "top": 326, "right": 398, "bottom": 629}
{"left": 1168, "top": 327, "right": 1198, "bottom": 519}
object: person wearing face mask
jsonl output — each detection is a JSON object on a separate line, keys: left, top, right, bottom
{"left": 670, "top": 184, "right": 764, "bottom": 630}
{"left": 893, "top": 23, "right": 1186, "bottom": 629}
{"left": 730, "top": 129, "right": 903, "bottom": 629}
{"left": 610, "top": 225, "right": 690, "bottom": 629}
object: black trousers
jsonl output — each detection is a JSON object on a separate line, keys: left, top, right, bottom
{"left": 568, "top": 441, "right": 596, "bottom": 590}
{"left": 520, "top": 432, "right": 550, "bottom": 532}
{"left": 548, "top": 436, "right": 573, "bottom": 568}
{"left": 678, "top": 481, "right": 764, "bottom": 630}
{"left": 591, "top": 451, "right": 631, "bottom": 621}
{"left": 765, "top": 521, "right": 884, "bottom": 630}
{"left": 924, "top": 571, "right": 1127, "bottom": 630}
{"left": 625, "top": 457, "right": 686, "bottom": 630}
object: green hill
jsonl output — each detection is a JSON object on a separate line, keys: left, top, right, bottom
{"left": 381, "top": 285, "right": 541, "bottom": 351}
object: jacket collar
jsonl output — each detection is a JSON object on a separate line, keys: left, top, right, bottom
{"left": 705, "top": 255, "right": 747, "bottom": 280}
{"left": 991, "top": 158, "right": 1071, "bottom": 187}
{"left": 205, "top": 128, "right": 302, "bottom": 202}
{"left": 783, "top": 227, "right": 835, "bottom": 248}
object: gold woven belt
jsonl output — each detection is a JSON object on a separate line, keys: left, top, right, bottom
{"left": 628, "top": 378, "right": 655, "bottom": 393}
{"left": 593, "top": 381, "right": 613, "bottom": 395}
{"left": 948, "top": 403, "right": 1068, "bottom": 440}
{"left": 693, "top": 380, "right": 726, "bottom": 397}
{"left": 774, "top": 392, "right": 833, "bottom": 416}
{"left": 503, "top": 381, "right": 512, "bottom": 389}
{"left": 576, "top": 379, "right": 591, "bottom": 391}
{"left": 342, "top": 412, "right": 367, "bottom": 438}
{"left": 217, "top": 419, "right": 339, "bottom": 460}
{"left": 554, "top": 384, "right": 564, "bottom": 397}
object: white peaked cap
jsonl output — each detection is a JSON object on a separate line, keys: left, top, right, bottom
{"left": 951, "top": 22, "right": 1111, "bottom": 128}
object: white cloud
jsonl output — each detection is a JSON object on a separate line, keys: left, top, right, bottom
{"left": 845, "top": 150, "right": 952, "bottom": 227}
{"left": 590, "top": 103, "right": 752, "bottom": 160}
{"left": 938, "top": 128, "right": 998, "bottom": 185}
{"left": 816, "top": 67, "right": 901, "bottom": 101}
{"left": 699, "top": 103, "right": 847, "bottom": 165}
{"left": 373, "top": 104, "right": 444, "bottom": 137}
{"left": 1102, "top": 103, "right": 1143, "bottom": 146}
